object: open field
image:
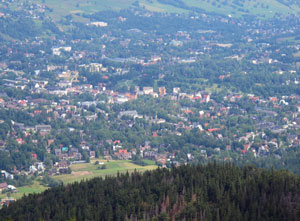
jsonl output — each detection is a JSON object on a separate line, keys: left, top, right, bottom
{"left": 185, "top": 0, "right": 300, "bottom": 18}
{"left": 0, "top": 160, "right": 157, "bottom": 201}
{"left": 8, "top": 0, "right": 187, "bottom": 21}
{"left": 54, "top": 160, "right": 158, "bottom": 184}
{"left": 6, "top": 0, "right": 300, "bottom": 21}
{"left": 0, "top": 181, "right": 48, "bottom": 200}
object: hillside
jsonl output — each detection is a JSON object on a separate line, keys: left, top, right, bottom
{"left": 3, "top": 0, "right": 300, "bottom": 20}
{"left": 1, "top": 164, "right": 300, "bottom": 220}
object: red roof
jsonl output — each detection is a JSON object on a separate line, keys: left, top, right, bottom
{"left": 119, "top": 149, "right": 127, "bottom": 154}
{"left": 184, "top": 109, "right": 194, "bottom": 114}
{"left": 152, "top": 132, "right": 158, "bottom": 137}
{"left": 16, "top": 138, "right": 24, "bottom": 144}
{"left": 249, "top": 96, "right": 259, "bottom": 101}
{"left": 192, "top": 96, "right": 201, "bottom": 100}
{"left": 243, "top": 144, "right": 250, "bottom": 150}
{"left": 0, "top": 182, "right": 8, "bottom": 189}
{"left": 113, "top": 140, "right": 121, "bottom": 144}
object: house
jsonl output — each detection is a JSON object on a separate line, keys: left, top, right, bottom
{"left": 48, "top": 139, "right": 55, "bottom": 147}
{"left": 1, "top": 170, "right": 14, "bottom": 180}
{"left": 58, "top": 81, "right": 72, "bottom": 88}
{"left": 118, "top": 110, "right": 141, "bottom": 119}
{"left": 173, "top": 87, "right": 180, "bottom": 94}
{"left": 35, "top": 125, "right": 51, "bottom": 134}
{"left": 89, "top": 151, "right": 95, "bottom": 158}
{"left": 114, "top": 149, "right": 132, "bottom": 160}
{"left": 208, "top": 128, "right": 221, "bottom": 133}
{"left": 115, "top": 96, "right": 128, "bottom": 103}
{"left": 158, "top": 87, "right": 166, "bottom": 96}
{"left": 29, "top": 162, "right": 45, "bottom": 174}
{"left": 16, "top": 138, "right": 24, "bottom": 145}
{"left": 55, "top": 161, "right": 69, "bottom": 174}
{"left": 7, "top": 185, "right": 17, "bottom": 193}
{"left": 52, "top": 46, "right": 72, "bottom": 56}
{"left": 13, "top": 122, "right": 24, "bottom": 131}
{"left": 88, "top": 21, "right": 108, "bottom": 27}
{"left": 1, "top": 198, "right": 15, "bottom": 206}
{"left": 0, "top": 140, "right": 5, "bottom": 148}
{"left": 48, "top": 168, "right": 57, "bottom": 176}
{"left": 85, "top": 114, "right": 98, "bottom": 121}
{"left": 0, "top": 182, "right": 8, "bottom": 193}
{"left": 113, "top": 140, "right": 121, "bottom": 145}
{"left": 170, "top": 40, "right": 183, "bottom": 47}
{"left": 54, "top": 149, "right": 62, "bottom": 156}
{"left": 143, "top": 87, "right": 153, "bottom": 95}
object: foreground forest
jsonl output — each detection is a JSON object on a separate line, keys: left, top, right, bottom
{"left": 1, "top": 163, "right": 300, "bottom": 220}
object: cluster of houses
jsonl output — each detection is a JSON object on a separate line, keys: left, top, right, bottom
{"left": 2, "top": 0, "right": 300, "bottom": 188}
{"left": 0, "top": 182, "right": 17, "bottom": 194}
{"left": 2, "top": 81, "right": 300, "bottom": 171}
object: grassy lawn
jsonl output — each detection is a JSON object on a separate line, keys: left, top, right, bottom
{"left": 185, "top": 0, "right": 300, "bottom": 18}
{"left": 140, "top": 1, "right": 188, "bottom": 13}
{"left": 6, "top": 0, "right": 300, "bottom": 21}
{"left": 142, "top": 159, "right": 157, "bottom": 165}
{"left": 0, "top": 181, "right": 48, "bottom": 200}
{"left": 0, "top": 160, "right": 157, "bottom": 201}
{"left": 6, "top": 0, "right": 187, "bottom": 21}
{"left": 53, "top": 160, "right": 158, "bottom": 184}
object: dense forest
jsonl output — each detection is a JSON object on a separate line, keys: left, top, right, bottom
{"left": 1, "top": 163, "right": 300, "bottom": 220}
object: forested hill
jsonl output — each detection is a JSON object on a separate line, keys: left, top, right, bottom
{"left": 1, "top": 164, "right": 300, "bottom": 220}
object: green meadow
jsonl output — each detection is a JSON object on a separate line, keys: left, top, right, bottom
{"left": 0, "top": 160, "right": 157, "bottom": 200}
{"left": 0, "top": 181, "right": 48, "bottom": 200}
{"left": 184, "top": 0, "right": 300, "bottom": 18}
{"left": 6, "top": 0, "right": 300, "bottom": 21}
{"left": 54, "top": 159, "right": 158, "bottom": 184}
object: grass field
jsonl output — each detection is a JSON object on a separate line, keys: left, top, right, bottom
{"left": 54, "top": 159, "right": 158, "bottom": 184}
{"left": 0, "top": 181, "right": 48, "bottom": 200}
{"left": 185, "top": 0, "right": 300, "bottom": 18}
{"left": 0, "top": 160, "right": 157, "bottom": 201}
{"left": 7, "top": 0, "right": 186, "bottom": 21}
{"left": 6, "top": 0, "right": 300, "bottom": 21}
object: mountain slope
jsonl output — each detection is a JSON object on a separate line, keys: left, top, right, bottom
{"left": 2, "top": 0, "right": 300, "bottom": 20}
{"left": 156, "top": 0, "right": 300, "bottom": 17}
{"left": 1, "top": 164, "right": 300, "bottom": 220}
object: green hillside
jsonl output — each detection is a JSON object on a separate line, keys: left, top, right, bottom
{"left": 1, "top": 164, "right": 300, "bottom": 220}
{"left": 4, "top": 0, "right": 300, "bottom": 19}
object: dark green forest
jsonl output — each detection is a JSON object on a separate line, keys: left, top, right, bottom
{"left": 1, "top": 163, "right": 300, "bottom": 220}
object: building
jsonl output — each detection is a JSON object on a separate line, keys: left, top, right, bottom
{"left": 52, "top": 46, "right": 72, "bottom": 56}
{"left": 35, "top": 125, "right": 52, "bottom": 133}
{"left": 0, "top": 182, "right": 8, "bottom": 193}
{"left": 173, "top": 87, "right": 180, "bottom": 94}
{"left": 158, "top": 87, "right": 166, "bottom": 96}
{"left": 143, "top": 87, "right": 154, "bottom": 95}
{"left": 88, "top": 21, "right": 108, "bottom": 27}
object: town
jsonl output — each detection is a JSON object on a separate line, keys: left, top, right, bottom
{"left": 1, "top": 0, "right": 300, "bottom": 204}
